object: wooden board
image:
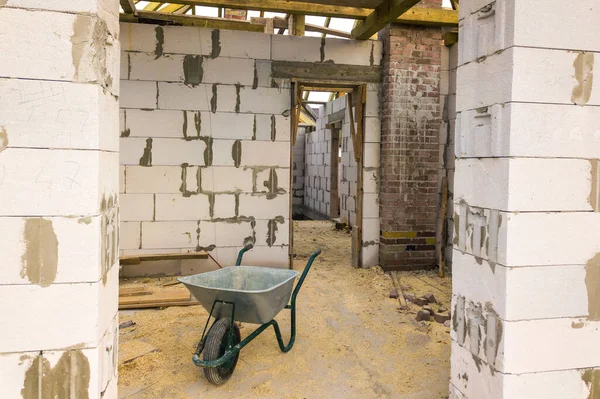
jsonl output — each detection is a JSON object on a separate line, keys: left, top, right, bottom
{"left": 119, "top": 286, "right": 152, "bottom": 297}
{"left": 119, "top": 340, "right": 159, "bottom": 365}
{"left": 120, "top": 251, "right": 208, "bottom": 265}
{"left": 118, "top": 289, "right": 192, "bottom": 308}
{"left": 271, "top": 61, "right": 381, "bottom": 83}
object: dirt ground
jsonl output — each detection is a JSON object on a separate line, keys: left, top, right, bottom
{"left": 118, "top": 220, "right": 452, "bottom": 399}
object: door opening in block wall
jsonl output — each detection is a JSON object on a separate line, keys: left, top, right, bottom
{"left": 290, "top": 81, "right": 368, "bottom": 268}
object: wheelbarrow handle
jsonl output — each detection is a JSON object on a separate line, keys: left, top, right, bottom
{"left": 235, "top": 243, "right": 254, "bottom": 266}
{"left": 290, "top": 249, "right": 321, "bottom": 303}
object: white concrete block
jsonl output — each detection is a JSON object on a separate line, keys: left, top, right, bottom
{"left": 124, "top": 165, "right": 182, "bottom": 193}
{"left": 211, "top": 140, "right": 236, "bottom": 167}
{"left": 0, "top": 9, "right": 118, "bottom": 93}
{"left": 155, "top": 194, "right": 211, "bottom": 221}
{"left": 206, "top": 112, "right": 254, "bottom": 140}
{"left": 239, "top": 245, "right": 289, "bottom": 268}
{"left": 453, "top": 250, "right": 589, "bottom": 321}
{"left": 120, "top": 193, "right": 154, "bottom": 221}
{"left": 454, "top": 158, "right": 594, "bottom": 211}
{"left": 120, "top": 80, "right": 157, "bottom": 109}
{"left": 213, "top": 246, "right": 239, "bottom": 267}
{"left": 254, "top": 167, "right": 290, "bottom": 196}
{"left": 119, "top": 165, "right": 126, "bottom": 193}
{"left": 363, "top": 169, "right": 379, "bottom": 194}
{"left": 214, "top": 221, "right": 254, "bottom": 246}
{"left": 121, "top": 22, "right": 158, "bottom": 53}
{"left": 0, "top": 149, "right": 118, "bottom": 216}
{"left": 364, "top": 117, "right": 381, "bottom": 143}
{"left": 254, "top": 114, "right": 291, "bottom": 142}
{"left": 324, "top": 38, "right": 382, "bottom": 66}
{"left": 365, "top": 91, "right": 379, "bottom": 117}
{"left": 157, "top": 82, "right": 211, "bottom": 111}
{"left": 142, "top": 221, "right": 198, "bottom": 249}
{"left": 363, "top": 143, "right": 380, "bottom": 168}
{"left": 161, "top": 25, "right": 212, "bottom": 55}
{"left": 0, "top": 215, "right": 110, "bottom": 285}
{"left": 213, "top": 194, "right": 237, "bottom": 218}
{"left": 0, "top": 79, "right": 119, "bottom": 151}
{"left": 241, "top": 141, "right": 290, "bottom": 167}
{"left": 239, "top": 86, "right": 291, "bottom": 114}
{"left": 458, "top": 103, "right": 600, "bottom": 159}
{"left": 361, "top": 244, "right": 379, "bottom": 268}
{"left": 238, "top": 194, "right": 289, "bottom": 219}
{"left": 216, "top": 84, "right": 238, "bottom": 113}
{"left": 0, "top": 266, "right": 118, "bottom": 353}
{"left": 255, "top": 60, "right": 273, "bottom": 88}
{"left": 120, "top": 221, "right": 141, "bottom": 250}
{"left": 126, "top": 109, "right": 191, "bottom": 138}
{"left": 271, "top": 35, "right": 321, "bottom": 62}
{"left": 254, "top": 218, "right": 289, "bottom": 247}
{"left": 203, "top": 57, "right": 255, "bottom": 86}
{"left": 121, "top": 137, "right": 206, "bottom": 166}
{"left": 201, "top": 167, "right": 253, "bottom": 193}
{"left": 218, "top": 29, "right": 271, "bottom": 59}
{"left": 129, "top": 52, "right": 184, "bottom": 82}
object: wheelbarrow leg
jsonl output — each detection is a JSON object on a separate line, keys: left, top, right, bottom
{"left": 271, "top": 249, "right": 321, "bottom": 353}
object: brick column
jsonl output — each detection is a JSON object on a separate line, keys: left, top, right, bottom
{"left": 451, "top": 1, "right": 600, "bottom": 397}
{"left": 379, "top": 15, "right": 443, "bottom": 271}
{"left": 0, "top": 1, "right": 119, "bottom": 397}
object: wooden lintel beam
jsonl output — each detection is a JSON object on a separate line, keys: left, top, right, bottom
{"left": 352, "top": 0, "right": 422, "bottom": 40}
{"left": 121, "top": 11, "right": 265, "bottom": 32}
{"left": 120, "top": 0, "right": 137, "bottom": 14}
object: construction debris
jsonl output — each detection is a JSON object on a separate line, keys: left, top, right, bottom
{"left": 119, "top": 340, "right": 160, "bottom": 365}
{"left": 119, "top": 320, "right": 136, "bottom": 330}
{"left": 389, "top": 288, "right": 399, "bottom": 299}
{"left": 416, "top": 310, "right": 431, "bottom": 322}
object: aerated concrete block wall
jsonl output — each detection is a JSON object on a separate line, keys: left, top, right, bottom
{"left": 292, "top": 127, "right": 306, "bottom": 214}
{"left": 450, "top": 1, "right": 600, "bottom": 397}
{"left": 305, "top": 88, "right": 381, "bottom": 267}
{"left": 119, "top": 23, "right": 381, "bottom": 268}
{"left": 440, "top": 43, "right": 458, "bottom": 267}
{"left": 0, "top": 1, "right": 120, "bottom": 397}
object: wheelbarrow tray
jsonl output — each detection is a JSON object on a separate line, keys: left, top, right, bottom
{"left": 178, "top": 266, "right": 299, "bottom": 324}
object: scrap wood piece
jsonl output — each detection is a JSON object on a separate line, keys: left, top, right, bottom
{"left": 390, "top": 271, "right": 409, "bottom": 310}
{"left": 120, "top": 251, "right": 208, "bottom": 265}
{"left": 119, "top": 300, "right": 199, "bottom": 310}
{"left": 118, "top": 289, "right": 193, "bottom": 309}
{"left": 119, "top": 286, "right": 153, "bottom": 297}
{"left": 119, "top": 340, "right": 159, "bottom": 365}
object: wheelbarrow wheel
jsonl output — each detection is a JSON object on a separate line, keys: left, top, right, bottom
{"left": 203, "top": 317, "right": 241, "bottom": 385}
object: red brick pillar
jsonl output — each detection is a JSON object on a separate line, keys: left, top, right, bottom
{"left": 379, "top": 16, "right": 442, "bottom": 270}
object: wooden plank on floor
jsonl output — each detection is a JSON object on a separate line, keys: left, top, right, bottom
{"left": 119, "top": 289, "right": 193, "bottom": 308}
{"left": 120, "top": 251, "right": 208, "bottom": 265}
{"left": 119, "top": 286, "right": 153, "bottom": 297}
{"left": 390, "top": 271, "right": 409, "bottom": 309}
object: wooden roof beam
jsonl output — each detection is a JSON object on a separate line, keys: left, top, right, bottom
{"left": 120, "top": 0, "right": 137, "bottom": 14}
{"left": 352, "top": 0, "right": 422, "bottom": 40}
{"left": 137, "top": 1, "right": 457, "bottom": 26}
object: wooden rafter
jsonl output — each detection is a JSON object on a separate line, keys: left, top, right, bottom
{"left": 122, "top": 10, "right": 265, "bottom": 32}
{"left": 120, "top": 0, "right": 137, "bottom": 14}
{"left": 143, "top": 0, "right": 457, "bottom": 26}
{"left": 174, "top": 5, "right": 192, "bottom": 14}
{"left": 144, "top": 2, "right": 164, "bottom": 11}
{"left": 352, "top": 0, "right": 421, "bottom": 40}
{"left": 306, "top": 23, "right": 352, "bottom": 39}
{"left": 322, "top": 16, "right": 331, "bottom": 38}
{"left": 159, "top": 3, "right": 186, "bottom": 12}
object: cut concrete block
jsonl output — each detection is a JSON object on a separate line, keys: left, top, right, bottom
{"left": 161, "top": 25, "right": 212, "bottom": 55}
{"left": 239, "top": 245, "right": 289, "bottom": 268}
{"left": 254, "top": 167, "right": 290, "bottom": 196}
{"left": 0, "top": 149, "right": 118, "bottom": 216}
{"left": 129, "top": 52, "right": 185, "bottom": 82}
{"left": 454, "top": 158, "right": 594, "bottom": 212}
{"left": 219, "top": 29, "right": 271, "bottom": 59}
{"left": 141, "top": 221, "right": 199, "bottom": 249}
{"left": 202, "top": 57, "right": 255, "bottom": 86}
{"left": 120, "top": 80, "right": 157, "bottom": 109}
{"left": 0, "top": 266, "right": 118, "bottom": 353}
{"left": 157, "top": 82, "right": 211, "bottom": 111}
{"left": 0, "top": 78, "right": 119, "bottom": 151}
{"left": 239, "top": 86, "right": 290, "bottom": 114}
{"left": 214, "top": 221, "right": 254, "bottom": 247}
{"left": 238, "top": 194, "right": 289, "bottom": 219}
{"left": 241, "top": 141, "right": 290, "bottom": 167}
{"left": 119, "top": 193, "right": 154, "bottom": 221}
{"left": 120, "top": 221, "right": 141, "bottom": 250}
{"left": 155, "top": 194, "right": 211, "bottom": 221}
{"left": 324, "top": 38, "right": 382, "bottom": 66}
{"left": 255, "top": 60, "right": 273, "bottom": 88}
{"left": 211, "top": 140, "right": 236, "bottom": 167}
{"left": 216, "top": 84, "right": 238, "bottom": 113}
{"left": 124, "top": 166, "right": 182, "bottom": 193}
{"left": 213, "top": 194, "right": 237, "bottom": 218}
{"left": 121, "top": 22, "right": 159, "bottom": 53}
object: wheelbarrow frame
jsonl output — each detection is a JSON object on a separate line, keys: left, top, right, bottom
{"left": 191, "top": 248, "right": 322, "bottom": 373}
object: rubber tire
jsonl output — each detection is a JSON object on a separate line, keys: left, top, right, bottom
{"left": 203, "top": 318, "right": 241, "bottom": 385}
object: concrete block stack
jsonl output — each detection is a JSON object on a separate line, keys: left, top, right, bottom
{"left": 0, "top": 0, "right": 119, "bottom": 396}
{"left": 305, "top": 109, "right": 333, "bottom": 217}
{"left": 292, "top": 127, "right": 306, "bottom": 214}
{"left": 451, "top": 1, "right": 600, "bottom": 397}
{"left": 119, "top": 23, "right": 382, "bottom": 268}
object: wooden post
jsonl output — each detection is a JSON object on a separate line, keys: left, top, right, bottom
{"left": 438, "top": 177, "right": 448, "bottom": 278}
{"left": 264, "top": 18, "right": 274, "bottom": 34}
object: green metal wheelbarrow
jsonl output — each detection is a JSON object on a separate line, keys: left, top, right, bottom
{"left": 178, "top": 246, "right": 322, "bottom": 385}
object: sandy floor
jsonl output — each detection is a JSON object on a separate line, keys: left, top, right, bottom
{"left": 118, "top": 221, "right": 451, "bottom": 399}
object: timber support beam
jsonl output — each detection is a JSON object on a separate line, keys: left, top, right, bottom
{"left": 351, "top": 0, "right": 422, "bottom": 40}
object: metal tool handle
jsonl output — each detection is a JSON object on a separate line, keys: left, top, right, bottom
{"left": 235, "top": 243, "right": 254, "bottom": 266}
